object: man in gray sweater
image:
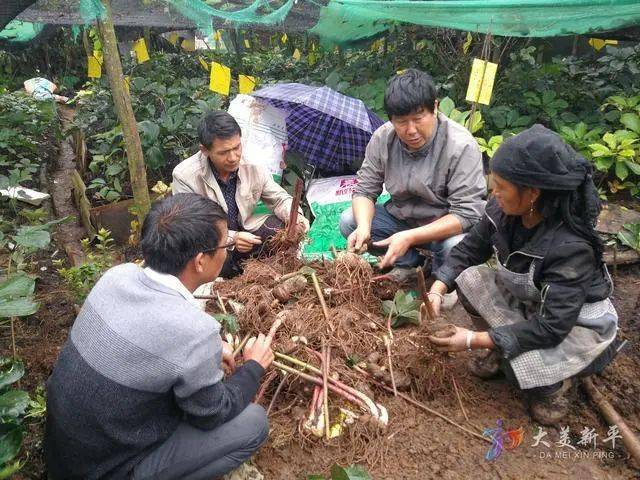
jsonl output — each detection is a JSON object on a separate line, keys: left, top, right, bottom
{"left": 45, "top": 193, "right": 275, "bottom": 479}
{"left": 340, "top": 69, "right": 486, "bottom": 293}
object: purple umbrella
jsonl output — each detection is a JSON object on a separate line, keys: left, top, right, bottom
{"left": 252, "top": 83, "right": 385, "bottom": 175}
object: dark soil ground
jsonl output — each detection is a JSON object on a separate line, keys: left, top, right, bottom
{"left": 4, "top": 254, "right": 638, "bottom": 480}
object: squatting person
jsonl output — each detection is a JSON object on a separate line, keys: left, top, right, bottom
{"left": 427, "top": 125, "right": 620, "bottom": 425}
{"left": 45, "top": 193, "right": 275, "bottom": 479}
{"left": 339, "top": 68, "right": 486, "bottom": 308}
{"left": 173, "top": 110, "right": 309, "bottom": 277}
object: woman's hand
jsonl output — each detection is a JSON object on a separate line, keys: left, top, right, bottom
{"left": 427, "top": 325, "right": 473, "bottom": 352}
{"left": 428, "top": 280, "right": 448, "bottom": 317}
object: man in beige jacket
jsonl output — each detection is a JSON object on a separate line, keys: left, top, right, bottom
{"left": 173, "top": 111, "right": 309, "bottom": 277}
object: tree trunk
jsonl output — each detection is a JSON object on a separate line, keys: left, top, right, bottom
{"left": 97, "top": 0, "right": 150, "bottom": 224}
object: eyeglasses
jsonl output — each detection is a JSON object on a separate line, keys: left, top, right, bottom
{"left": 203, "top": 235, "right": 236, "bottom": 254}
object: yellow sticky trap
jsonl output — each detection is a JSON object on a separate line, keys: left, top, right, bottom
{"left": 588, "top": 38, "right": 619, "bottom": 51}
{"left": 281, "top": 33, "right": 288, "bottom": 44}
{"left": 210, "top": 62, "right": 231, "bottom": 95}
{"left": 199, "top": 57, "right": 210, "bottom": 72}
{"left": 214, "top": 30, "right": 222, "bottom": 42}
{"left": 168, "top": 32, "right": 178, "bottom": 45}
{"left": 244, "top": 39, "right": 251, "bottom": 49}
{"left": 465, "top": 58, "right": 498, "bottom": 106}
{"left": 88, "top": 55, "right": 101, "bottom": 78}
{"left": 133, "top": 38, "right": 150, "bottom": 64}
{"left": 463, "top": 32, "right": 472, "bottom": 54}
{"left": 308, "top": 50, "right": 317, "bottom": 66}
{"left": 124, "top": 75, "right": 131, "bottom": 95}
{"left": 93, "top": 50, "right": 103, "bottom": 64}
{"left": 239, "top": 75, "right": 256, "bottom": 94}
{"left": 293, "top": 48, "right": 301, "bottom": 61}
{"left": 397, "top": 69, "right": 406, "bottom": 75}
{"left": 181, "top": 39, "right": 195, "bottom": 52}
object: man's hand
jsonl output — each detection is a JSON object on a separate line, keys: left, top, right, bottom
{"left": 347, "top": 226, "right": 371, "bottom": 254}
{"left": 221, "top": 341, "right": 236, "bottom": 373}
{"left": 373, "top": 231, "right": 413, "bottom": 269}
{"left": 235, "top": 231, "right": 262, "bottom": 253}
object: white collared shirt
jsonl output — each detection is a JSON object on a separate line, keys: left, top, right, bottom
{"left": 143, "top": 267, "right": 203, "bottom": 310}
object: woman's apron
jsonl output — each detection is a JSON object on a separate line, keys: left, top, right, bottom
{"left": 455, "top": 248, "right": 618, "bottom": 390}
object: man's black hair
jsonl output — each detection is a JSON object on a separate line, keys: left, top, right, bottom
{"left": 383, "top": 68, "right": 437, "bottom": 118}
{"left": 198, "top": 110, "right": 242, "bottom": 149}
{"left": 141, "top": 193, "right": 228, "bottom": 275}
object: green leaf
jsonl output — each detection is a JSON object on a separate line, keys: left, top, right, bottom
{"left": 0, "top": 390, "right": 29, "bottom": 419}
{"left": 0, "top": 423, "right": 23, "bottom": 465}
{"left": 620, "top": 113, "right": 640, "bottom": 134}
{"left": 588, "top": 143, "right": 611, "bottom": 157}
{"left": 307, "top": 476, "right": 325, "bottom": 480}
{"left": 439, "top": 97, "right": 455, "bottom": 117}
{"left": 624, "top": 160, "right": 640, "bottom": 175}
{"left": 13, "top": 226, "right": 50, "bottom": 249}
{"left": 331, "top": 464, "right": 372, "bottom": 480}
{"left": 0, "top": 457, "right": 26, "bottom": 479}
{"left": 213, "top": 313, "right": 239, "bottom": 334}
{"left": 105, "top": 163, "right": 124, "bottom": 176}
{"left": 0, "top": 275, "right": 35, "bottom": 299}
{"left": 0, "top": 298, "right": 39, "bottom": 318}
{"left": 145, "top": 145, "right": 165, "bottom": 170}
{"left": 615, "top": 161, "right": 629, "bottom": 180}
{"left": 0, "top": 359, "right": 24, "bottom": 389}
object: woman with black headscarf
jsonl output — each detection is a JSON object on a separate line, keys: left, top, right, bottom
{"left": 426, "top": 125, "right": 620, "bottom": 425}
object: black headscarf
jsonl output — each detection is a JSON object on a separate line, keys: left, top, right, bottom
{"left": 491, "top": 124, "right": 603, "bottom": 260}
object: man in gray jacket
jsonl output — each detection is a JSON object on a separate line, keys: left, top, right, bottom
{"left": 340, "top": 69, "right": 486, "bottom": 289}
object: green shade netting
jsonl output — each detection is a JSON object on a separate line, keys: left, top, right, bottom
{"left": 4, "top": 0, "right": 640, "bottom": 45}
{"left": 0, "top": 20, "right": 44, "bottom": 43}
{"left": 310, "top": 0, "right": 640, "bottom": 44}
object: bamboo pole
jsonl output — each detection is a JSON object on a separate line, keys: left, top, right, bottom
{"left": 97, "top": 0, "right": 151, "bottom": 224}
{"left": 286, "top": 178, "right": 304, "bottom": 242}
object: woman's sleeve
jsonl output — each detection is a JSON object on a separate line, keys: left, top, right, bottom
{"left": 489, "top": 241, "right": 596, "bottom": 359}
{"left": 434, "top": 214, "right": 495, "bottom": 290}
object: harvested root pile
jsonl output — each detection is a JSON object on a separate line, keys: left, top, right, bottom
{"left": 210, "top": 251, "right": 456, "bottom": 462}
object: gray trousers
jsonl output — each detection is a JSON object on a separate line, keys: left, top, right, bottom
{"left": 132, "top": 404, "right": 268, "bottom": 480}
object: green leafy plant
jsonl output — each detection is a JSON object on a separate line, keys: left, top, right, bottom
{"left": 523, "top": 91, "right": 569, "bottom": 122}
{"left": 307, "top": 464, "right": 372, "bottom": 480}
{"left": 58, "top": 229, "right": 115, "bottom": 303}
{"left": 213, "top": 313, "right": 239, "bottom": 335}
{"left": 486, "top": 106, "right": 532, "bottom": 135}
{"left": 439, "top": 97, "right": 484, "bottom": 134}
{"left": 382, "top": 289, "right": 421, "bottom": 328}
{"left": 617, "top": 222, "right": 640, "bottom": 252}
{"left": 476, "top": 135, "right": 504, "bottom": 159}
{"left": 559, "top": 122, "right": 604, "bottom": 158}
{"left": 588, "top": 131, "right": 640, "bottom": 186}
{"left": 0, "top": 358, "right": 30, "bottom": 478}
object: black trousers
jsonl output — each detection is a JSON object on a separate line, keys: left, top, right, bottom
{"left": 220, "top": 215, "right": 285, "bottom": 279}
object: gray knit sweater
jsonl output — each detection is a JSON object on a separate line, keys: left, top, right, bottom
{"left": 45, "top": 263, "right": 264, "bottom": 479}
